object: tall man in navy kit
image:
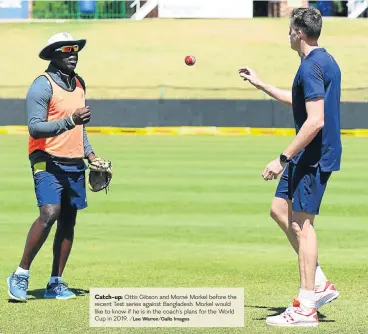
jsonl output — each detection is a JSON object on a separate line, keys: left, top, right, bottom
{"left": 239, "top": 7, "right": 341, "bottom": 327}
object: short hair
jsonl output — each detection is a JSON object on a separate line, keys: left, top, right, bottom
{"left": 290, "top": 7, "right": 322, "bottom": 40}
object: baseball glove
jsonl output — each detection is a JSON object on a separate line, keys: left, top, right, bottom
{"left": 88, "top": 157, "right": 113, "bottom": 193}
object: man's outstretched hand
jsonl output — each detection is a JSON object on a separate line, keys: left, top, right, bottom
{"left": 239, "top": 67, "right": 264, "bottom": 89}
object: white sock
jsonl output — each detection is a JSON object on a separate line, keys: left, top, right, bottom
{"left": 298, "top": 288, "right": 316, "bottom": 312}
{"left": 315, "top": 264, "right": 328, "bottom": 290}
{"left": 49, "top": 276, "right": 62, "bottom": 284}
{"left": 15, "top": 266, "right": 29, "bottom": 276}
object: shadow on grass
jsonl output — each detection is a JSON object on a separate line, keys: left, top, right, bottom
{"left": 245, "top": 304, "right": 335, "bottom": 323}
{"left": 7, "top": 288, "right": 89, "bottom": 303}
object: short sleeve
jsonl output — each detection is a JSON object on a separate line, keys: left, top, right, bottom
{"left": 300, "top": 61, "right": 325, "bottom": 101}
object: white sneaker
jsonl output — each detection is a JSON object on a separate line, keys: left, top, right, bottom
{"left": 266, "top": 299, "right": 319, "bottom": 327}
{"left": 315, "top": 281, "right": 339, "bottom": 309}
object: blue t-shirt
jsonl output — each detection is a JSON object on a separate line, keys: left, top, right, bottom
{"left": 291, "top": 48, "right": 342, "bottom": 172}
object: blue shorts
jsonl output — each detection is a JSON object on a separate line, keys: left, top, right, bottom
{"left": 275, "top": 162, "right": 331, "bottom": 215}
{"left": 32, "top": 162, "right": 87, "bottom": 211}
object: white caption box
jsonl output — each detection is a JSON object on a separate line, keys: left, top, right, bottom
{"left": 90, "top": 288, "right": 244, "bottom": 328}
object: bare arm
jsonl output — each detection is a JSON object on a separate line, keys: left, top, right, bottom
{"left": 260, "top": 60, "right": 326, "bottom": 181}
{"left": 283, "top": 61, "right": 326, "bottom": 159}
{"left": 239, "top": 67, "right": 292, "bottom": 107}
{"left": 261, "top": 98, "right": 324, "bottom": 181}
{"left": 258, "top": 83, "right": 292, "bottom": 108}
{"left": 282, "top": 98, "right": 324, "bottom": 160}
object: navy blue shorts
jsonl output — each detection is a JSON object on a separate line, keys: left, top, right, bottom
{"left": 275, "top": 162, "right": 331, "bottom": 215}
{"left": 32, "top": 162, "right": 87, "bottom": 211}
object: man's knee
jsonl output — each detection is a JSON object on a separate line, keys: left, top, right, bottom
{"left": 39, "top": 204, "right": 61, "bottom": 229}
{"left": 291, "top": 211, "right": 315, "bottom": 237}
{"left": 270, "top": 204, "right": 282, "bottom": 222}
{"left": 270, "top": 197, "right": 290, "bottom": 225}
{"left": 58, "top": 208, "right": 77, "bottom": 228}
{"left": 55, "top": 208, "right": 77, "bottom": 239}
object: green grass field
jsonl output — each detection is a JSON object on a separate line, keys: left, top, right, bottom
{"left": 0, "top": 134, "right": 367, "bottom": 333}
{"left": 1, "top": 18, "right": 368, "bottom": 100}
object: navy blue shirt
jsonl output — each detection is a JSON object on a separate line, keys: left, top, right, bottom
{"left": 291, "top": 48, "right": 342, "bottom": 172}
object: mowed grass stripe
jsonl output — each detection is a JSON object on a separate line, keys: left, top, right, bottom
{"left": 1, "top": 175, "right": 368, "bottom": 195}
{"left": 0, "top": 135, "right": 367, "bottom": 334}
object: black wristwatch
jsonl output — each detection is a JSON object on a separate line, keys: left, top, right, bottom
{"left": 279, "top": 154, "right": 291, "bottom": 164}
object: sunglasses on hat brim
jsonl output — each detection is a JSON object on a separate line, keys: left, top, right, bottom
{"left": 55, "top": 45, "right": 79, "bottom": 53}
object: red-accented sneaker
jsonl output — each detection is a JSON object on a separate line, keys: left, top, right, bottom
{"left": 315, "top": 281, "right": 339, "bottom": 309}
{"left": 266, "top": 299, "right": 319, "bottom": 327}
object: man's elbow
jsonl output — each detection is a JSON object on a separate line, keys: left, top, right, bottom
{"left": 313, "top": 118, "right": 324, "bottom": 131}
{"left": 28, "top": 125, "right": 41, "bottom": 139}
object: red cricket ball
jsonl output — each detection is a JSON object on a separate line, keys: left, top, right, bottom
{"left": 185, "top": 55, "right": 196, "bottom": 66}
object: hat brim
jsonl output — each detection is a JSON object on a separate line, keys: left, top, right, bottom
{"left": 39, "top": 39, "right": 87, "bottom": 61}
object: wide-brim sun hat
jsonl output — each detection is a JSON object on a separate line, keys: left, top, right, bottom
{"left": 39, "top": 32, "right": 87, "bottom": 61}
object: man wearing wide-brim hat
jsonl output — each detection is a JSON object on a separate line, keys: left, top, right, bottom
{"left": 39, "top": 32, "right": 87, "bottom": 61}
{"left": 7, "top": 32, "right": 111, "bottom": 302}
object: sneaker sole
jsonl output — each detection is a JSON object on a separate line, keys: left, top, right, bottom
{"left": 316, "top": 291, "right": 340, "bottom": 309}
{"left": 6, "top": 277, "right": 27, "bottom": 303}
{"left": 266, "top": 321, "right": 319, "bottom": 327}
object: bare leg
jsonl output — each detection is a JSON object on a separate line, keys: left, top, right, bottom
{"left": 292, "top": 212, "right": 317, "bottom": 291}
{"left": 270, "top": 197, "right": 298, "bottom": 252}
{"left": 19, "top": 204, "right": 61, "bottom": 270}
{"left": 51, "top": 208, "right": 77, "bottom": 277}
